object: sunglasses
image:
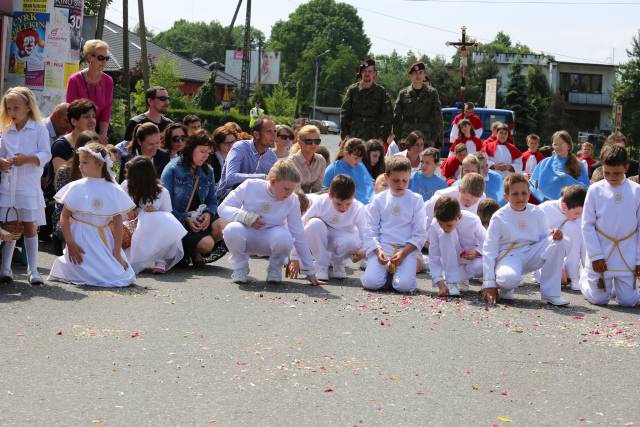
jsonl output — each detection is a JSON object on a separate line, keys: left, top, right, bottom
{"left": 277, "top": 134, "right": 294, "bottom": 140}
{"left": 94, "top": 55, "right": 110, "bottom": 62}
{"left": 171, "top": 135, "right": 186, "bottom": 142}
{"left": 302, "top": 138, "right": 321, "bottom": 145}
{"left": 155, "top": 96, "right": 170, "bottom": 102}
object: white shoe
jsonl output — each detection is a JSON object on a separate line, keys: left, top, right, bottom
{"left": 569, "top": 278, "right": 581, "bottom": 291}
{"left": 541, "top": 295, "right": 570, "bottom": 306}
{"left": 458, "top": 280, "right": 470, "bottom": 291}
{"left": 417, "top": 255, "right": 428, "bottom": 272}
{"left": 500, "top": 288, "right": 515, "bottom": 300}
{"left": 330, "top": 264, "right": 347, "bottom": 279}
{"left": 28, "top": 271, "right": 44, "bottom": 285}
{"left": 316, "top": 266, "right": 329, "bottom": 281}
{"left": 231, "top": 267, "right": 249, "bottom": 284}
{"left": 266, "top": 265, "right": 283, "bottom": 283}
{"left": 0, "top": 269, "right": 13, "bottom": 283}
{"left": 447, "top": 282, "right": 461, "bottom": 297}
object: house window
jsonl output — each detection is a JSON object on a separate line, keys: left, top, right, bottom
{"left": 560, "top": 73, "right": 603, "bottom": 94}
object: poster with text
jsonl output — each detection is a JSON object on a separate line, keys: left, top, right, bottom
{"left": 54, "top": 0, "right": 82, "bottom": 53}
{"left": 10, "top": 12, "right": 49, "bottom": 90}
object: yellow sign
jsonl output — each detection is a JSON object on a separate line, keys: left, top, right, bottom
{"left": 23, "top": 0, "right": 48, "bottom": 12}
{"left": 63, "top": 62, "right": 79, "bottom": 88}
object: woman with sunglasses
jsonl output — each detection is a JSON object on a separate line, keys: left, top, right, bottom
{"left": 66, "top": 39, "right": 114, "bottom": 145}
{"left": 273, "top": 124, "right": 294, "bottom": 159}
{"left": 290, "top": 125, "right": 326, "bottom": 193}
{"left": 163, "top": 122, "right": 188, "bottom": 159}
{"left": 211, "top": 125, "right": 237, "bottom": 183}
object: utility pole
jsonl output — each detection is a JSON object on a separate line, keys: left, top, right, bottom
{"left": 137, "top": 0, "right": 150, "bottom": 91}
{"left": 95, "top": 0, "right": 108, "bottom": 39}
{"left": 313, "top": 49, "right": 330, "bottom": 120}
{"left": 122, "top": 0, "right": 131, "bottom": 119}
{"left": 239, "top": 0, "right": 251, "bottom": 114}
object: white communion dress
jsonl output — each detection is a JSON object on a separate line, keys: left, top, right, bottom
{"left": 48, "top": 178, "right": 136, "bottom": 287}
{"left": 121, "top": 181, "right": 187, "bottom": 273}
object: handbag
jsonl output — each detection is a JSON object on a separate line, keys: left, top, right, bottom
{"left": 2, "top": 207, "right": 23, "bottom": 240}
{"left": 185, "top": 175, "right": 200, "bottom": 215}
{"left": 121, "top": 214, "right": 138, "bottom": 249}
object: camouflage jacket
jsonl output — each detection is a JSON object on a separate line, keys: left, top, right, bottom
{"left": 393, "top": 84, "right": 443, "bottom": 143}
{"left": 340, "top": 83, "right": 393, "bottom": 141}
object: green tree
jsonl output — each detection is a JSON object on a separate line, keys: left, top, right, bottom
{"left": 613, "top": 30, "right": 640, "bottom": 152}
{"left": 249, "top": 84, "right": 268, "bottom": 112}
{"left": 153, "top": 20, "right": 265, "bottom": 63}
{"left": 424, "top": 56, "right": 459, "bottom": 107}
{"left": 132, "top": 54, "right": 188, "bottom": 112}
{"left": 504, "top": 60, "right": 535, "bottom": 145}
{"left": 540, "top": 93, "right": 578, "bottom": 144}
{"left": 265, "top": 84, "right": 296, "bottom": 117}
{"left": 193, "top": 71, "right": 218, "bottom": 111}
{"left": 269, "top": 0, "right": 371, "bottom": 106}
{"left": 526, "top": 65, "right": 552, "bottom": 133}
{"left": 84, "top": 0, "right": 113, "bottom": 16}
{"left": 376, "top": 51, "right": 411, "bottom": 99}
{"left": 479, "top": 31, "right": 534, "bottom": 55}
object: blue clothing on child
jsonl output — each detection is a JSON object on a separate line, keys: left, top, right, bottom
{"left": 529, "top": 155, "right": 589, "bottom": 201}
{"left": 323, "top": 159, "right": 374, "bottom": 205}
{"left": 409, "top": 171, "right": 447, "bottom": 202}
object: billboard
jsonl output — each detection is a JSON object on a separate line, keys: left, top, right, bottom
{"left": 225, "top": 49, "right": 280, "bottom": 85}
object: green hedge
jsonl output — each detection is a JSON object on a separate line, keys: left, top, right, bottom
{"left": 169, "top": 109, "right": 293, "bottom": 132}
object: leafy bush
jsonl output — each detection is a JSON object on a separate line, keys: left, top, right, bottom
{"left": 169, "top": 108, "right": 293, "bottom": 132}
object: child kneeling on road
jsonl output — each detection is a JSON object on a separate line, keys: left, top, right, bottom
{"left": 361, "top": 156, "right": 427, "bottom": 293}
{"left": 481, "top": 173, "right": 569, "bottom": 306}
{"left": 219, "top": 160, "right": 321, "bottom": 285}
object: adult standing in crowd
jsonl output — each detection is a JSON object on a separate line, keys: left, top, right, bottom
{"left": 211, "top": 125, "right": 237, "bottom": 184}
{"left": 161, "top": 130, "right": 226, "bottom": 266}
{"left": 273, "top": 124, "right": 294, "bottom": 159}
{"left": 43, "top": 103, "right": 70, "bottom": 144}
{"left": 124, "top": 86, "right": 173, "bottom": 141}
{"left": 183, "top": 114, "right": 202, "bottom": 136}
{"left": 449, "top": 102, "right": 483, "bottom": 143}
{"left": 393, "top": 61, "right": 443, "bottom": 145}
{"left": 216, "top": 116, "right": 278, "bottom": 200}
{"left": 289, "top": 125, "right": 326, "bottom": 193}
{"left": 340, "top": 59, "right": 393, "bottom": 143}
{"left": 119, "top": 122, "right": 170, "bottom": 182}
{"left": 66, "top": 39, "right": 113, "bottom": 144}
{"left": 589, "top": 132, "right": 639, "bottom": 180}
{"left": 163, "top": 122, "right": 187, "bottom": 160}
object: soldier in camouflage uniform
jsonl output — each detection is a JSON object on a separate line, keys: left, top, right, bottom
{"left": 393, "top": 61, "right": 443, "bottom": 145}
{"left": 340, "top": 59, "right": 393, "bottom": 142}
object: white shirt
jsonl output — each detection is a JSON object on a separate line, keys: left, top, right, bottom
{"left": 386, "top": 141, "right": 400, "bottom": 157}
{"left": 302, "top": 193, "right": 366, "bottom": 242}
{"left": 121, "top": 180, "right": 173, "bottom": 214}
{"left": 424, "top": 186, "right": 487, "bottom": 233}
{"left": 582, "top": 178, "right": 640, "bottom": 276}
{"left": 218, "top": 178, "right": 315, "bottom": 271}
{"left": 0, "top": 119, "right": 51, "bottom": 209}
{"left": 487, "top": 145, "right": 522, "bottom": 178}
{"left": 364, "top": 189, "right": 427, "bottom": 255}
{"left": 524, "top": 155, "right": 539, "bottom": 175}
{"left": 482, "top": 203, "right": 549, "bottom": 286}
{"left": 538, "top": 200, "right": 571, "bottom": 230}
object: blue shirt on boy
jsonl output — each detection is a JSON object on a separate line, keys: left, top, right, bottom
{"left": 409, "top": 171, "right": 447, "bottom": 202}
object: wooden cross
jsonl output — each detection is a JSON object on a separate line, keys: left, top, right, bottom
{"left": 446, "top": 26, "right": 480, "bottom": 102}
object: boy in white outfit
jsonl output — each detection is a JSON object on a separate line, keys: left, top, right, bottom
{"left": 361, "top": 156, "right": 427, "bottom": 293}
{"left": 424, "top": 172, "right": 486, "bottom": 235}
{"left": 297, "top": 174, "right": 366, "bottom": 281}
{"left": 481, "top": 173, "right": 569, "bottom": 306}
{"left": 581, "top": 144, "right": 640, "bottom": 307}
{"left": 428, "top": 196, "right": 485, "bottom": 297}
{"left": 538, "top": 185, "right": 587, "bottom": 290}
{"left": 219, "top": 160, "right": 321, "bottom": 285}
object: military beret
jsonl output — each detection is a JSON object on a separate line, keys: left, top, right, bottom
{"left": 408, "top": 61, "right": 426, "bottom": 74}
{"left": 356, "top": 58, "right": 376, "bottom": 77}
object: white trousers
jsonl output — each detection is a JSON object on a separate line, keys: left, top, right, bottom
{"left": 580, "top": 268, "right": 640, "bottom": 307}
{"left": 361, "top": 244, "right": 418, "bottom": 293}
{"left": 562, "top": 220, "right": 585, "bottom": 282}
{"left": 223, "top": 223, "right": 293, "bottom": 270}
{"left": 495, "top": 236, "right": 564, "bottom": 298}
{"left": 433, "top": 231, "right": 483, "bottom": 284}
{"left": 305, "top": 218, "right": 361, "bottom": 269}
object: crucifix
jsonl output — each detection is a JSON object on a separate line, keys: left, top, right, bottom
{"left": 446, "top": 26, "right": 480, "bottom": 102}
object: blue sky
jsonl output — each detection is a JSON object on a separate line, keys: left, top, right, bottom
{"left": 106, "top": 0, "right": 640, "bottom": 64}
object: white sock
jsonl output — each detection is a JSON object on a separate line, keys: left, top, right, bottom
{"left": 24, "top": 236, "right": 39, "bottom": 274}
{"left": 1, "top": 240, "right": 16, "bottom": 272}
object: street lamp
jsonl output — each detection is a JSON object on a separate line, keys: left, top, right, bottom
{"left": 313, "top": 49, "right": 331, "bottom": 120}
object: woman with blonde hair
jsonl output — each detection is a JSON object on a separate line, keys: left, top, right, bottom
{"left": 289, "top": 125, "right": 326, "bottom": 193}
{"left": 273, "top": 124, "right": 294, "bottom": 159}
{"left": 530, "top": 130, "right": 589, "bottom": 201}
{"left": 66, "top": 39, "right": 114, "bottom": 144}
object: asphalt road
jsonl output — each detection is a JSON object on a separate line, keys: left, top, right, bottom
{"left": 1, "top": 134, "right": 639, "bottom": 426}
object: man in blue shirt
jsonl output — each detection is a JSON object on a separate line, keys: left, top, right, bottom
{"left": 217, "top": 116, "right": 278, "bottom": 200}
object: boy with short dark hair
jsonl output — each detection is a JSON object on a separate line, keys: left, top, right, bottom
{"left": 581, "top": 144, "right": 640, "bottom": 307}
{"left": 361, "top": 156, "right": 427, "bottom": 293}
{"left": 182, "top": 114, "right": 202, "bottom": 136}
{"left": 538, "top": 185, "right": 587, "bottom": 290}
{"left": 441, "top": 143, "right": 467, "bottom": 184}
{"left": 482, "top": 174, "right": 568, "bottom": 306}
{"left": 425, "top": 172, "right": 486, "bottom": 232}
{"left": 428, "top": 196, "right": 485, "bottom": 297}
{"left": 521, "top": 134, "right": 544, "bottom": 175}
{"left": 477, "top": 198, "right": 500, "bottom": 229}
{"left": 409, "top": 147, "right": 447, "bottom": 202}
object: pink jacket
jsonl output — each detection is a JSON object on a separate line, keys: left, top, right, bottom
{"left": 66, "top": 70, "right": 113, "bottom": 125}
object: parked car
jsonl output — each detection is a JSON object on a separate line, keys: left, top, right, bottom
{"left": 323, "top": 120, "right": 339, "bottom": 134}
{"left": 307, "top": 119, "right": 329, "bottom": 134}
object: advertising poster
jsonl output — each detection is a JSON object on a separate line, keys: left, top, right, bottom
{"left": 225, "top": 49, "right": 281, "bottom": 85}
{"left": 10, "top": 12, "right": 49, "bottom": 90}
{"left": 54, "top": 0, "right": 82, "bottom": 52}
{"left": 22, "top": 0, "right": 47, "bottom": 13}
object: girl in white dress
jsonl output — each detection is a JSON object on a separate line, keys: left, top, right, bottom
{"left": 0, "top": 87, "right": 51, "bottom": 284}
{"left": 121, "top": 156, "right": 186, "bottom": 274}
{"left": 48, "top": 143, "right": 136, "bottom": 287}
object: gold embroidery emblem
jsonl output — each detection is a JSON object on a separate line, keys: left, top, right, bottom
{"left": 517, "top": 220, "right": 527, "bottom": 230}
{"left": 614, "top": 193, "right": 623, "bottom": 203}
{"left": 91, "top": 198, "right": 103, "bottom": 210}
{"left": 260, "top": 202, "right": 272, "bottom": 213}
{"left": 392, "top": 205, "right": 402, "bottom": 216}
{"left": 329, "top": 215, "right": 339, "bottom": 224}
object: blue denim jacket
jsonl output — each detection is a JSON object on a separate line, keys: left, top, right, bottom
{"left": 161, "top": 157, "right": 217, "bottom": 225}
